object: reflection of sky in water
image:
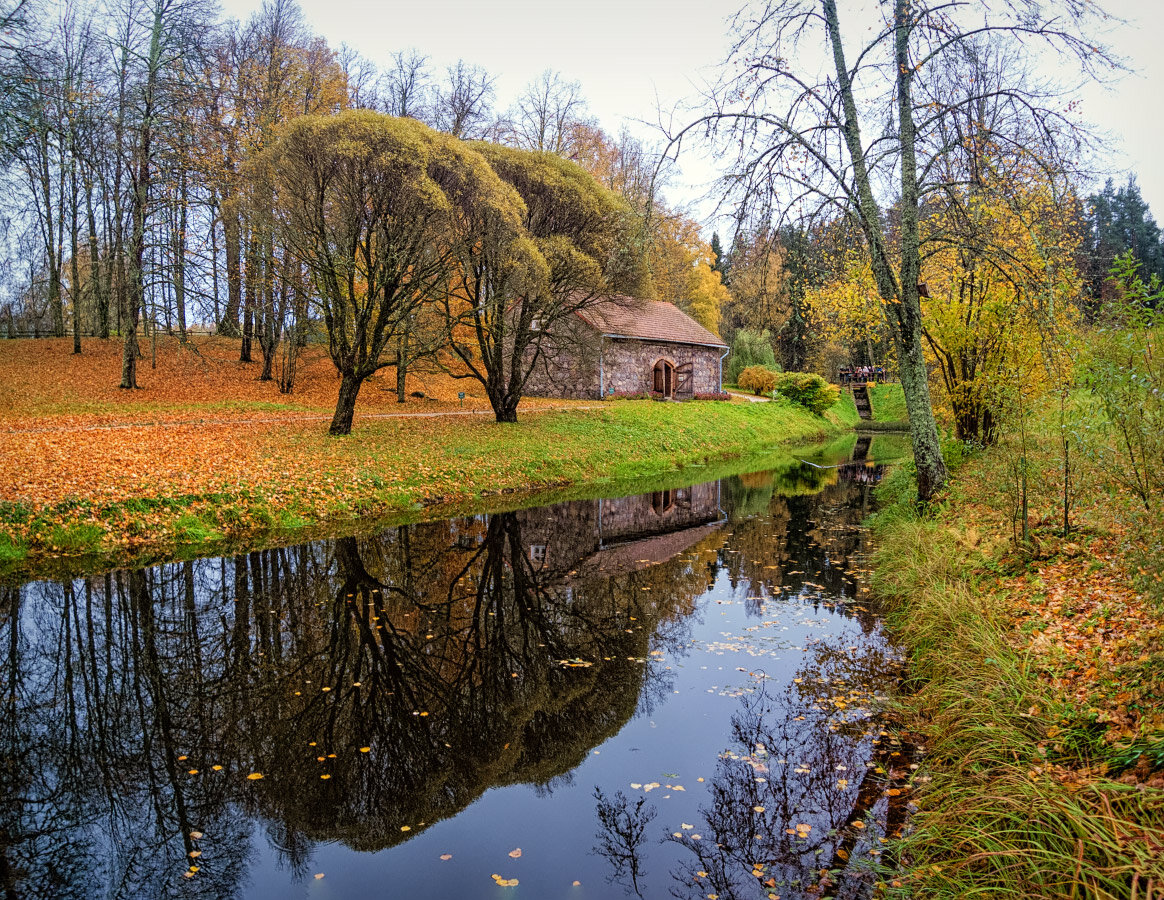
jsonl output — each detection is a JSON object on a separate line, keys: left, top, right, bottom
{"left": 1, "top": 438, "right": 905, "bottom": 899}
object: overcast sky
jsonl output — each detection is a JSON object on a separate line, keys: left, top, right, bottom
{"left": 220, "top": 0, "right": 1164, "bottom": 231}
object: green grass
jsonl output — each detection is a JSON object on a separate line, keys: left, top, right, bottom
{"left": 44, "top": 521, "right": 106, "bottom": 554}
{"left": 869, "top": 456, "right": 1164, "bottom": 898}
{"left": 172, "top": 513, "right": 223, "bottom": 545}
{"left": 1, "top": 397, "right": 849, "bottom": 579}
{"left": 868, "top": 382, "right": 908, "bottom": 423}
{"left": 0, "top": 531, "right": 27, "bottom": 565}
{"left": 827, "top": 389, "right": 861, "bottom": 427}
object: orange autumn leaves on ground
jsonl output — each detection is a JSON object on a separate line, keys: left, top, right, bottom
{"left": 1009, "top": 541, "right": 1164, "bottom": 762}
{"left": 0, "top": 334, "right": 523, "bottom": 425}
{"left": 0, "top": 335, "right": 591, "bottom": 518}
{"left": 941, "top": 464, "right": 1164, "bottom": 773}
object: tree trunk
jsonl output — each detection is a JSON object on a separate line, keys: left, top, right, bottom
{"left": 174, "top": 166, "right": 188, "bottom": 343}
{"left": 490, "top": 387, "right": 519, "bottom": 423}
{"left": 241, "top": 234, "right": 254, "bottom": 362}
{"left": 70, "top": 158, "right": 82, "bottom": 355}
{"left": 396, "top": 331, "right": 408, "bottom": 402}
{"left": 892, "top": 0, "right": 947, "bottom": 504}
{"left": 330, "top": 371, "right": 363, "bottom": 435}
{"left": 823, "top": 0, "right": 947, "bottom": 505}
{"left": 86, "top": 186, "right": 107, "bottom": 339}
{"left": 218, "top": 203, "right": 242, "bottom": 336}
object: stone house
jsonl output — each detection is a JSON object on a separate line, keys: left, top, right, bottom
{"left": 523, "top": 296, "right": 728, "bottom": 400}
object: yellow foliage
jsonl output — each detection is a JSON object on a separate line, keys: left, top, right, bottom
{"left": 649, "top": 213, "right": 725, "bottom": 334}
{"left": 919, "top": 169, "right": 1081, "bottom": 441}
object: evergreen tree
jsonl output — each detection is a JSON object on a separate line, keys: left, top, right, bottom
{"left": 709, "top": 232, "right": 729, "bottom": 283}
{"left": 1085, "top": 176, "right": 1164, "bottom": 308}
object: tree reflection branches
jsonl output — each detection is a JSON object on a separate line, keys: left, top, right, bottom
{"left": 1, "top": 490, "right": 715, "bottom": 895}
{"left": 592, "top": 787, "right": 657, "bottom": 898}
{"left": 668, "top": 635, "right": 905, "bottom": 900}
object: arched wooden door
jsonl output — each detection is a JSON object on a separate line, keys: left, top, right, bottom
{"left": 652, "top": 359, "right": 675, "bottom": 397}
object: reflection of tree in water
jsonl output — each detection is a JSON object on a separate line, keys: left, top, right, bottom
{"left": 665, "top": 639, "right": 908, "bottom": 900}
{"left": 717, "top": 466, "right": 880, "bottom": 616}
{"left": 592, "top": 787, "right": 657, "bottom": 898}
{"left": 0, "top": 499, "right": 720, "bottom": 896}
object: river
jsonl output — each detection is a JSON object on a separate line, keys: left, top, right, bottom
{"left": 0, "top": 433, "right": 911, "bottom": 899}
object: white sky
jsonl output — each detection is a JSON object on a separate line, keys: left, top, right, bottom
{"left": 221, "top": 0, "right": 1164, "bottom": 232}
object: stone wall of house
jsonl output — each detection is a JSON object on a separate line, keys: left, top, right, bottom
{"left": 522, "top": 326, "right": 725, "bottom": 401}
{"left": 522, "top": 323, "right": 602, "bottom": 400}
{"left": 600, "top": 481, "right": 721, "bottom": 541}
{"left": 602, "top": 339, "right": 724, "bottom": 397}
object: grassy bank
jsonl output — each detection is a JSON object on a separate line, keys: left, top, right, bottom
{"left": 1, "top": 395, "right": 847, "bottom": 578}
{"left": 868, "top": 430, "right": 1164, "bottom": 896}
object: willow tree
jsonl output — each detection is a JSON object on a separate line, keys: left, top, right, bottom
{"left": 445, "top": 144, "right": 648, "bottom": 423}
{"left": 675, "top": 0, "right": 1115, "bottom": 504}
{"left": 266, "top": 111, "right": 515, "bottom": 434}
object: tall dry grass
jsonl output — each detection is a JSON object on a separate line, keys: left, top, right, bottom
{"left": 870, "top": 468, "right": 1164, "bottom": 898}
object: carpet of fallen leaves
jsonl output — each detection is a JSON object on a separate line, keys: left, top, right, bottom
{"left": 944, "top": 446, "right": 1164, "bottom": 779}
{"left": 0, "top": 337, "right": 600, "bottom": 551}
{"left": 0, "top": 334, "right": 578, "bottom": 426}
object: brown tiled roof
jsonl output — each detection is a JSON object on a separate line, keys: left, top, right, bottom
{"left": 577, "top": 296, "right": 727, "bottom": 348}
{"left": 567, "top": 522, "right": 725, "bottom": 583}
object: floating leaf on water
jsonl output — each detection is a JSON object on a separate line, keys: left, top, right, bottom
{"left": 753, "top": 805, "right": 765, "bottom": 812}
{"left": 508, "top": 848, "right": 522, "bottom": 858}
{"left": 320, "top": 774, "right": 331, "bottom": 780}
{"left": 314, "top": 873, "right": 325, "bottom": 880}
{"left": 189, "top": 831, "right": 203, "bottom": 840}
{"left": 211, "top": 765, "right": 222, "bottom": 771}
{"left": 440, "top": 854, "right": 452, "bottom": 861}
{"left": 246, "top": 773, "right": 263, "bottom": 780}
{"left": 188, "top": 850, "right": 201, "bottom": 859}
{"left": 401, "top": 825, "right": 411, "bottom": 832}
{"left": 187, "top": 769, "right": 198, "bottom": 775}
{"left": 360, "top": 747, "right": 371, "bottom": 753}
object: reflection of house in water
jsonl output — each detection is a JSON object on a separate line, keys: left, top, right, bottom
{"left": 515, "top": 481, "right": 725, "bottom": 581}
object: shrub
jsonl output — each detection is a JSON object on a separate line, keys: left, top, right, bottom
{"left": 603, "top": 391, "right": 652, "bottom": 400}
{"left": 725, "top": 329, "right": 777, "bottom": 384}
{"left": 694, "top": 391, "right": 732, "bottom": 401}
{"left": 774, "top": 371, "right": 840, "bottom": 414}
{"left": 738, "top": 365, "right": 778, "bottom": 396}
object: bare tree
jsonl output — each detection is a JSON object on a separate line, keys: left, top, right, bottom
{"left": 382, "top": 47, "right": 431, "bottom": 120}
{"left": 430, "top": 59, "right": 495, "bottom": 139}
{"left": 669, "top": 0, "right": 1118, "bottom": 505}
{"left": 114, "top": 0, "right": 213, "bottom": 388}
{"left": 504, "top": 68, "right": 590, "bottom": 156}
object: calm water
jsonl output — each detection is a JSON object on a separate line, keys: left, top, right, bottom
{"left": 0, "top": 435, "right": 911, "bottom": 899}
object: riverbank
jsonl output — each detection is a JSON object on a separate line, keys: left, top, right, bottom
{"left": 0, "top": 383, "right": 853, "bottom": 578}
{"left": 868, "top": 426, "right": 1164, "bottom": 895}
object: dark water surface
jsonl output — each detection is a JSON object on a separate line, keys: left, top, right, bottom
{"left": 1, "top": 435, "right": 911, "bottom": 899}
